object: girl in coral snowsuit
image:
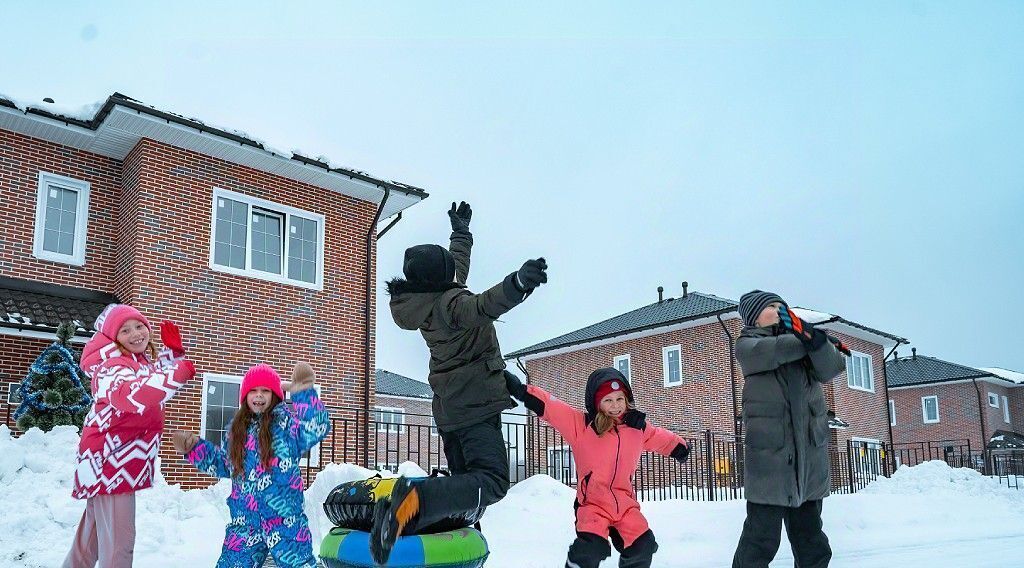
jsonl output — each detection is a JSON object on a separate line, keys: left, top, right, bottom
{"left": 506, "top": 367, "right": 691, "bottom": 568}
{"left": 173, "top": 363, "right": 330, "bottom": 568}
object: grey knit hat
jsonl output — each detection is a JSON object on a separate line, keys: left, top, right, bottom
{"left": 738, "top": 290, "right": 786, "bottom": 327}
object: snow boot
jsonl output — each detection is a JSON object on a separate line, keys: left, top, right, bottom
{"left": 369, "top": 477, "right": 422, "bottom": 565}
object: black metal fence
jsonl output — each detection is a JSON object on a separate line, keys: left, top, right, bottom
{"left": 4, "top": 400, "right": 1021, "bottom": 498}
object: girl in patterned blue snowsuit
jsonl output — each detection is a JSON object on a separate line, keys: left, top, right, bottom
{"left": 172, "top": 362, "right": 330, "bottom": 568}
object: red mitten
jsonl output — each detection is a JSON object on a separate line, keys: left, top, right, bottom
{"left": 160, "top": 320, "right": 186, "bottom": 358}
{"left": 174, "top": 359, "right": 196, "bottom": 383}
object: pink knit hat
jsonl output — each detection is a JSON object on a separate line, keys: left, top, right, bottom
{"left": 239, "top": 364, "right": 285, "bottom": 404}
{"left": 94, "top": 303, "right": 150, "bottom": 339}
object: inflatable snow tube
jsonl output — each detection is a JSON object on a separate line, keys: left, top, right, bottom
{"left": 323, "top": 474, "right": 484, "bottom": 533}
{"left": 319, "top": 526, "right": 489, "bottom": 568}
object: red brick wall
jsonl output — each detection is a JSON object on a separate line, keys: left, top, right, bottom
{"left": 521, "top": 319, "right": 892, "bottom": 445}
{"left": 0, "top": 129, "right": 122, "bottom": 292}
{"left": 374, "top": 395, "right": 447, "bottom": 472}
{"left": 521, "top": 317, "right": 743, "bottom": 437}
{"left": 0, "top": 336, "right": 56, "bottom": 427}
{"left": 826, "top": 332, "right": 892, "bottom": 446}
{"left": 889, "top": 382, "right": 987, "bottom": 450}
{"left": 1, "top": 130, "right": 379, "bottom": 488}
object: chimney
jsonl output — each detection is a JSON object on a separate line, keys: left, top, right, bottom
{"left": 657, "top": 286, "right": 664, "bottom": 303}
{"left": 682, "top": 281, "right": 689, "bottom": 298}
{"left": 893, "top": 350, "right": 899, "bottom": 360}
{"left": 43, "top": 98, "right": 55, "bottom": 103}
{"left": 912, "top": 347, "right": 917, "bottom": 360}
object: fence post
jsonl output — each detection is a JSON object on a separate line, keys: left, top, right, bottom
{"left": 705, "top": 430, "right": 715, "bottom": 502}
{"left": 847, "top": 439, "right": 856, "bottom": 494}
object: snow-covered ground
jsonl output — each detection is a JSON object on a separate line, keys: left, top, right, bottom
{"left": 1, "top": 426, "right": 1022, "bottom": 567}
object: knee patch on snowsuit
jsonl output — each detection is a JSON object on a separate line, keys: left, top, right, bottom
{"left": 566, "top": 532, "right": 611, "bottom": 568}
{"left": 617, "top": 530, "right": 658, "bottom": 568}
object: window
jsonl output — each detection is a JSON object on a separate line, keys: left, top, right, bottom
{"left": 988, "top": 393, "right": 999, "bottom": 408}
{"left": 200, "top": 375, "right": 242, "bottom": 449}
{"left": 374, "top": 407, "right": 405, "bottom": 433}
{"left": 613, "top": 354, "right": 631, "bottom": 382}
{"left": 33, "top": 172, "right": 90, "bottom": 265}
{"left": 922, "top": 396, "right": 940, "bottom": 424}
{"left": 430, "top": 416, "right": 438, "bottom": 437}
{"left": 547, "top": 445, "right": 576, "bottom": 482}
{"left": 1003, "top": 396, "right": 1011, "bottom": 424}
{"left": 663, "top": 345, "right": 683, "bottom": 387}
{"left": 210, "top": 188, "right": 324, "bottom": 289}
{"left": 846, "top": 352, "right": 875, "bottom": 392}
{"left": 888, "top": 400, "right": 896, "bottom": 427}
{"left": 7, "top": 382, "right": 22, "bottom": 405}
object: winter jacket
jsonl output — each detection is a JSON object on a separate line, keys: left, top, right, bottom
{"left": 524, "top": 369, "right": 688, "bottom": 547}
{"left": 72, "top": 332, "right": 193, "bottom": 499}
{"left": 185, "top": 388, "right": 330, "bottom": 568}
{"left": 736, "top": 325, "right": 846, "bottom": 507}
{"left": 388, "top": 229, "right": 526, "bottom": 431}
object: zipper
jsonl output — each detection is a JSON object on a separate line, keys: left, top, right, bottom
{"left": 609, "top": 426, "right": 621, "bottom": 513}
{"left": 580, "top": 472, "right": 593, "bottom": 504}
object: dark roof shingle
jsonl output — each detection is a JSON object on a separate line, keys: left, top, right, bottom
{"left": 0, "top": 277, "right": 117, "bottom": 336}
{"left": 505, "top": 292, "right": 737, "bottom": 359}
{"left": 885, "top": 355, "right": 1008, "bottom": 387}
{"left": 375, "top": 369, "right": 433, "bottom": 399}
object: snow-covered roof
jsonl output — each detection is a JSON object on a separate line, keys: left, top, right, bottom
{"left": 0, "top": 276, "right": 111, "bottom": 341}
{"left": 980, "top": 367, "right": 1024, "bottom": 385}
{"left": 0, "top": 92, "right": 428, "bottom": 219}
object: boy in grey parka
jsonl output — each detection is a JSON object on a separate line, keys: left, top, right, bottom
{"left": 731, "top": 290, "right": 847, "bottom": 568}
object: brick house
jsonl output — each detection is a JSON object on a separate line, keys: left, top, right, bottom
{"left": 0, "top": 92, "right": 427, "bottom": 487}
{"left": 504, "top": 285, "right": 908, "bottom": 484}
{"left": 886, "top": 350, "right": 1024, "bottom": 459}
{"left": 373, "top": 369, "right": 447, "bottom": 473}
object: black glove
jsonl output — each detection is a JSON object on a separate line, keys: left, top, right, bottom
{"left": 670, "top": 442, "right": 690, "bottom": 463}
{"left": 448, "top": 201, "right": 472, "bottom": 232}
{"left": 514, "top": 258, "right": 548, "bottom": 292}
{"left": 777, "top": 306, "right": 827, "bottom": 350}
{"left": 621, "top": 409, "right": 647, "bottom": 430}
{"left": 504, "top": 371, "right": 527, "bottom": 401}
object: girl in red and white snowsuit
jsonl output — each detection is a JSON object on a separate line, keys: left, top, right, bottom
{"left": 63, "top": 304, "right": 196, "bottom": 568}
{"left": 507, "top": 367, "right": 690, "bottom": 568}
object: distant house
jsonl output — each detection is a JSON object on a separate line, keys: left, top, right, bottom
{"left": 504, "top": 285, "right": 908, "bottom": 484}
{"left": 0, "top": 92, "right": 428, "bottom": 487}
{"left": 886, "top": 350, "right": 1023, "bottom": 455}
{"left": 373, "top": 369, "right": 446, "bottom": 473}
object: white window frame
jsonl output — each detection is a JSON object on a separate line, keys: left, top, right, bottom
{"left": 846, "top": 351, "right": 875, "bottom": 393}
{"left": 662, "top": 345, "right": 683, "bottom": 387}
{"left": 199, "top": 373, "right": 322, "bottom": 467}
{"left": 374, "top": 406, "right": 406, "bottom": 434}
{"left": 888, "top": 400, "right": 896, "bottom": 427}
{"left": 546, "top": 445, "right": 577, "bottom": 482}
{"left": 7, "top": 382, "right": 22, "bottom": 405}
{"left": 430, "top": 416, "right": 438, "bottom": 437}
{"left": 922, "top": 395, "right": 940, "bottom": 424}
{"left": 987, "top": 392, "right": 999, "bottom": 408}
{"left": 33, "top": 172, "right": 90, "bottom": 266}
{"left": 1003, "top": 395, "right": 1011, "bottom": 424}
{"left": 199, "top": 373, "right": 243, "bottom": 449}
{"left": 209, "top": 187, "right": 325, "bottom": 290}
{"left": 613, "top": 354, "right": 631, "bottom": 382}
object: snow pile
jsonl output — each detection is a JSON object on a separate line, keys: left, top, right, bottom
{"left": 0, "top": 93, "right": 104, "bottom": 122}
{"left": 862, "top": 460, "right": 1024, "bottom": 502}
{"left": 981, "top": 367, "right": 1024, "bottom": 384}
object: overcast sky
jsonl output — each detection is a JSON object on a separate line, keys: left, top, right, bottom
{"left": 3, "top": 2, "right": 1022, "bottom": 380}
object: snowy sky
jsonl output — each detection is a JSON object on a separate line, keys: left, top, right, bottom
{"left": 2, "top": 2, "right": 1022, "bottom": 380}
